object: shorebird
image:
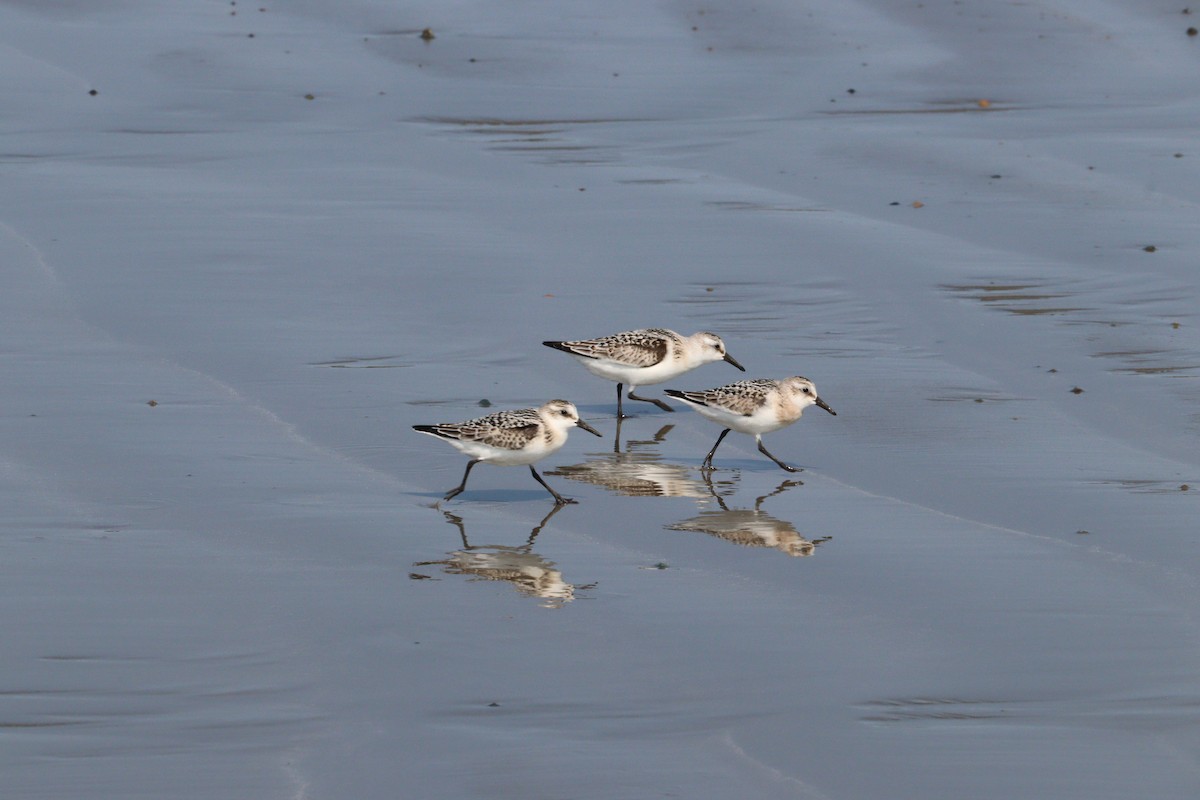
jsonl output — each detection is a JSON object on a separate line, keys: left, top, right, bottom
{"left": 413, "top": 399, "right": 602, "bottom": 504}
{"left": 543, "top": 328, "right": 744, "bottom": 418}
{"left": 664, "top": 377, "right": 835, "bottom": 472}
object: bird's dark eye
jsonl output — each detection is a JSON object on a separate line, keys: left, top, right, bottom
{"left": 802, "top": 387, "right": 811, "bottom": 393}
{"left": 560, "top": 409, "right": 570, "bottom": 416}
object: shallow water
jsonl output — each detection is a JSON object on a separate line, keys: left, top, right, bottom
{"left": 3, "top": 0, "right": 1200, "bottom": 797}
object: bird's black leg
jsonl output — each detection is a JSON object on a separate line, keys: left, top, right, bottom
{"left": 444, "top": 459, "right": 481, "bottom": 500}
{"left": 757, "top": 437, "right": 801, "bottom": 473}
{"left": 627, "top": 387, "right": 675, "bottom": 413}
{"left": 530, "top": 465, "right": 576, "bottom": 505}
{"left": 616, "top": 383, "right": 626, "bottom": 419}
{"left": 701, "top": 428, "right": 732, "bottom": 470}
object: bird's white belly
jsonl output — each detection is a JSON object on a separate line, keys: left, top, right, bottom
{"left": 694, "top": 403, "right": 795, "bottom": 435}
{"left": 448, "top": 435, "right": 561, "bottom": 466}
{"left": 579, "top": 356, "right": 687, "bottom": 386}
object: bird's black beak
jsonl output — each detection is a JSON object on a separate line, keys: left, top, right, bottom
{"left": 576, "top": 418, "right": 603, "bottom": 437}
{"left": 724, "top": 352, "right": 747, "bottom": 372}
{"left": 816, "top": 397, "right": 836, "bottom": 416}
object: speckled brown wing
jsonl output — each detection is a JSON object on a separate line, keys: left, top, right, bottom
{"left": 472, "top": 423, "right": 541, "bottom": 450}
{"left": 678, "top": 379, "right": 776, "bottom": 416}
{"left": 427, "top": 409, "right": 542, "bottom": 451}
{"left": 554, "top": 328, "right": 675, "bottom": 367}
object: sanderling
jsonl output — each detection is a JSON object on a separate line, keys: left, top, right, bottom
{"left": 413, "top": 399, "right": 602, "bottom": 504}
{"left": 543, "top": 328, "right": 745, "bottom": 418}
{"left": 664, "top": 377, "right": 835, "bottom": 472}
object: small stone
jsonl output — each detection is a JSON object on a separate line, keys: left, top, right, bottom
{"left": 420, "top": 28, "right": 435, "bottom": 41}
{"left": 1076, "top": 529, "right": 1089, "bottom": 535}
{"left": 147, "top": 399, "right": 158, "bottom": 407}
{"left": 1189, "top": 27, "right": 1198, "bottom": 36}
{"left": 88, "top": 89, "right": 98, "bottom": 96}
{"left": 1070, "top": 386, "right": 1084, "bottom": 394}
{"left": 1144, "top": 245, "right": 1157, "bottom": 252}
{"left": 1181, "top": 484, "right": 1190, "bottom": 491}
{"left": 478, "top": 399, "right": 492, "bottom": 407}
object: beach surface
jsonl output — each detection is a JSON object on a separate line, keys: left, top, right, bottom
{"left": 3, "top": 1, "right": 1199, "bottom": 797}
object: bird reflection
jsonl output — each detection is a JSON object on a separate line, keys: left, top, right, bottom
{"left": 667, "top": 476, "right": 829, "bottom": 557}
{"left": 610, "top": 415, "right": 659, "bottom": 453}
{"left": 547, "top": 424, "right": 713, "bottom": 498}
{"left": 413, "top": 505, "right": 590, "bottom": 607}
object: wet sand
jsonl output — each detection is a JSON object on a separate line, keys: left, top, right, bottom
{"left": 3, "top": 1, "right": 1199, "bottom": 797}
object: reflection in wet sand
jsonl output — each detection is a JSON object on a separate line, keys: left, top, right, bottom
{"left": 1092, "top": 348, "right": 1200, "bottom": 377}
{"left": 667, "top": 478, "right": 829, "bottom": 557}
{"left": 1090, "top": 478, "right": 1196, "bottom": 495}
{"left": 943, "top": 280, "right": 1200, "bottom": 383}
{"left": 308, "top": 354, "right": 407, "bottom": 368}
{"left": 705, "top": 200, "right": 829, "bottom": 213}
{"left": 413, "top": 117, "right": 644, "bottom": 165}
{"left": 942, "top": 281, "right": 1087, "bottom": 316}
{"left": 547, "top": 424, "right": 713, "bottom": 498}
{"left": 413, "top": 506, "right": 589, "bottom": 607}
{"left": 857, "top": 696, "right": 1011, "bottom": 723}
{"left": 822, "top": 102, "right": 1017, "bottom": 117}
